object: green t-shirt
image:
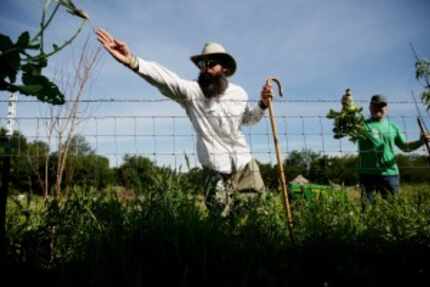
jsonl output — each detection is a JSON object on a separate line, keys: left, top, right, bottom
{"left": 358, "top": 118, "right": 407, "bottom": 176}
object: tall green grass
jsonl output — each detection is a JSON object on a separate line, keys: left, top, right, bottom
{"left": 5, "top": 181, "right": 430, "bottom": 286}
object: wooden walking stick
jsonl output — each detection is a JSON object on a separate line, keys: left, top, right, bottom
{"left": 266, "top": 77, "right": 294, "bottom": 241}
{"left": 412, "top": 91, "right": 430, "bottom": 165}
{"left": 417, "top": 118, "right": 430, "bottom": 166}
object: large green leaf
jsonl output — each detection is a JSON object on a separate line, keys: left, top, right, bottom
{"left": 21, "top": 55, "right": 47, "bottom": 76}
{"left": 0, "top": 34, "right": 13, "bottom": 51}
{"left": 2, "top": 82, "right": 19, "bottom": 93}
{"left": 16, "top": 32, "right": 30, "bottom": 50}
{"left": 0, "top": 34, "right": 20, "bottom": 83}
{"left": 0, "top": 79, "right": 7, "bottom": 90}
{"left": 0, "top": 52, "right": 20, "bottom": 84}
{"left": 16, "top": 84, "right": 44, "bottom": 95}
{"left": 22, "top": 72, "right": 65, "bottom": 105}
{"left": 33, "top": 53, "right": 48, "bottom": 70}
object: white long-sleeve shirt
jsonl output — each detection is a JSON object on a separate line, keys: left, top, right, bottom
{"left": 136, "top": 58, "right": 266, "bottom": 174}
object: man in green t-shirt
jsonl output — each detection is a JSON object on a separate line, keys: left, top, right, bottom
{"left": 358, "top": 95, "right": 430, "bottom": 202}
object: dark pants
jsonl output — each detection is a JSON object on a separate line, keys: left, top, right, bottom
{"left": 359, "top": 174, "right": 400, "bottom": 203}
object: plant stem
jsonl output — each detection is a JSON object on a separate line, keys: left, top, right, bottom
{"left": 46, "top": 20, "right": 87, "bottom": 58}
{"left": 31, "top": 2, "right": 61, "bottom": 44}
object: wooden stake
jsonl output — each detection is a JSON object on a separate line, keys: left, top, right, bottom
{"left": 417, "top": 117, "right": 430, "bottom": 166}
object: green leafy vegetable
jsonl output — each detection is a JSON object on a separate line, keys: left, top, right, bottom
{"left": 0, "top": 0, "right": 90, "bottom": 105}
{"left": 327, "top": 89, "right": 366, "bottom": 142}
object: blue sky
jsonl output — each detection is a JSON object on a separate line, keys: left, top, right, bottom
{"left": 1, "top": 0, "right": 430, "bottom": 168}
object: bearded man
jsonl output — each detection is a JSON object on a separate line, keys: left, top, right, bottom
{"left": 96, "top": 28, "right": 272, "bottom": 216}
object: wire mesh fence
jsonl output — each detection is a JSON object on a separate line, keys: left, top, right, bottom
{"left": 1, "top": 97, "right": 429, "bottom": 183}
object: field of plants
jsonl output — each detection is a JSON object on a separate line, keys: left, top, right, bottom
{"left": 2, "top": 2, "right": 430, "bottom": 286}
{"left": 2, "top": 129, "right": 430, "bottom": 286}
{"left": 4, "top": 170, "right": 430, "bottom": 286}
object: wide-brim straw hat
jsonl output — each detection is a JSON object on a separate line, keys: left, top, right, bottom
{"left": 190, "top": 42, "right": 237, "bottom": 77}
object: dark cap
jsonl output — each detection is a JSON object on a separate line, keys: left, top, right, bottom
{"left": 370, "top": 94, "right": 388, "bottom": 106}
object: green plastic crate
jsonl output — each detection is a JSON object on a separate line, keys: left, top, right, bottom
{"left": 288, "top": 183, "right": 330, "bottom": 200}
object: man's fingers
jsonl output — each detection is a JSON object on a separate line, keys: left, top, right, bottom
{"left": 96, "top": 30, "right": 112, "bottom": 45}
{"left": 96, "top": 36, "right": 113, "bottom": 53}
{"left": 95, "top": 36, "right": 108, "bottom": 49}
{"left": 262, "top": 84, "right": 272, "bottom": 94}
{"left": 114, "top": 39, "right": 125, "bottom": 47}
{"left": 95, "top": 29, "right": 128, "bottom": 56}
{"left": 97, "top": 27, "right": 115, "bottom": 42}
{"left": 94, "top": 27, "right": 129, "bottom": 64}
{"left": 95, "top": 28, "right": 117, "bottom": 48}
{"left": 96, "top": 34, "right": 108, "bottom": 45}
{"left": 95, "top": 33, "right": 109, "bottom": 46}
{"left": 96, "top": 36, "right": 116, "bottom": 55}
{"left": 263, "top": 84, "right": 272, "bottom": 92}
{"left": 95, "top": 29, "right": 123, "bottom": 56}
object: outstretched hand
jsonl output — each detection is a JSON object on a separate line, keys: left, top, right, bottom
{"left": 95, "top": 28, "right": 133, "bottom": 66}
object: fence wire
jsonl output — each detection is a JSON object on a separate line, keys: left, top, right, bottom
{"left": 1, "top": 97, "right": 430, "bottom": 176}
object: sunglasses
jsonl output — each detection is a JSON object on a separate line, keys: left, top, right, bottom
{"left": 197, "top": 59, "right": 219, "bottom": 70}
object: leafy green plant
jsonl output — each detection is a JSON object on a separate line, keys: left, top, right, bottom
{"left": 415, "top": 58, "right": 430, "bottom": 110}
{"left": 0, "top": 0, "right": 89, "bottom": 105}
{"left": 326, "top": 89, "right": 366, "bottom": 142}
{"left": 363, "top": 194, "right": 430, "bottom": 242}
{"left": 5, "top": 183, "right": 430, "bottom": 286}
{"left": 410, "top": 43, "right": 430, "bottom": 110}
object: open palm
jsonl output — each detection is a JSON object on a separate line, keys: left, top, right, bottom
{"left": 95, "top": 28, "right": 131, "bottom": 65}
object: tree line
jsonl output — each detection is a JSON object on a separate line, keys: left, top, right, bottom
{"left": 1, "top": 128, "right": 429, "bottom": 196}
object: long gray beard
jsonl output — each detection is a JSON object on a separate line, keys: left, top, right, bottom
{"left": 198, "top": 73, "right": 228, "bottom": 99}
